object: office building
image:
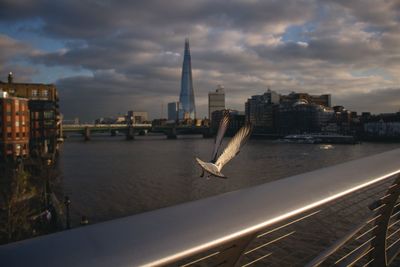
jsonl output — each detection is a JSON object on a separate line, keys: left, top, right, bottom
{"left": 208, "top": 85, "right": 225, "bottom": 121}
{"left": 178, "top": 39, "right": 196, "bottom": 120}
{"left": 29, "top": 100, "right": 59, "bottom": 155}
{"left": 168, "top": 102, "right": 179, "bottom": 121}
{"left": 245, "top": 89, "right": 280, "bottom": 133}
{"left": 127, "top": 111, "right": 148, "bottom": 124}
{"left": 211, "top": 109, "right": 246, "bottom": 136}
{"left": 363, "top": 112, "right": 400, "bottom": 140}
{"left": 278, "top": 100, "right": 334, "bottom": 135}
{"left": 280, "top": 92, "right": 331, "bottom": 107}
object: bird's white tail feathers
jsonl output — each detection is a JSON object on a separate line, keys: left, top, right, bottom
{"left": 195, "top": 158, "right": 227, "bottom": 179}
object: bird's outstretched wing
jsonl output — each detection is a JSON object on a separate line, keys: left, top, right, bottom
{"left": 211, "top": 111, "right": 230, "bottom": 162}
{"left": 215, "top": 123, "right": 252, "bottom": 169}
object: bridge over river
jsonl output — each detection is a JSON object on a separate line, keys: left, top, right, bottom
{"left": 62, "top": 124, "right": 212, "bottom": 140}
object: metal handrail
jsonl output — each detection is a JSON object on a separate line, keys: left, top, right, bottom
{"left": 1, "top": 148, "right": 400, "bottom": 266}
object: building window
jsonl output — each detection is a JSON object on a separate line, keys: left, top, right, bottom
{"left": 15, "top": 121, "right": 19, "bottom": 127}
{"left": 42, "top": 90, "right": 48, "bottom": 97}
{"left": 7, "top": 132, "right": 12, "bottom": 138}
{"left": 32, "top": 89, "right": 38, "bottom": 97}
{"left": 44, "top": 111, "right": 54, "bottom": 119}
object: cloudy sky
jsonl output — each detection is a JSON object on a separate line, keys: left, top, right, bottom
{"left": 0, "top": 0, "right": 399, "bottom": 121}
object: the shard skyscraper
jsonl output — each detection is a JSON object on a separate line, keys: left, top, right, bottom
{"left": 179, "top": 38, "right": 196, "bottom": 120}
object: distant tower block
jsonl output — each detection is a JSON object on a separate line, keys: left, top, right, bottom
{"left": 208, "top": 85, "right": 225, "bottom": 121}
{"left": 168, "top": 102, "right": 179, "bottom": 121}
{"left": 8, "top": 72, "right": 13, "bottom": 84}
{"left": 178, "top": 38, "right": 196, "bottom": 120}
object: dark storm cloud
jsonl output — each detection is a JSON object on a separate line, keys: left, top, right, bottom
{"left": 1, "top": 0, "right": 315, "bottom": 37}
{"left": 0, "top": 34, "right": 38, "bottom": 82}
{"left": 1, "top": 0, "right": 399, "bottom": 120}
{"left": 0, "top": 34, "right": 30, "bottom": 62}
{"left": 334, "top": 88, "right": 400, "bottom": 114}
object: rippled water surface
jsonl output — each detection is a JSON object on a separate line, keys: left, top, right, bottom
{"left": 59, "top": 135, "right": 399, "bottom": 225}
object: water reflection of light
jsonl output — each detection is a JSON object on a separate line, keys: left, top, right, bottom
{"left": 320, "top": 144, "right": 334, "bottom": 150}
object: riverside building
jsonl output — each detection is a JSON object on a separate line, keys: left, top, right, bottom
{"left": 0, "top": 90, "right": 29, "bottom": 160}
{"left": 0, "top": 72, "right": 61, "bottom": 156}
{"left": 208, "top": 85, "right": 225, "bottom": 121}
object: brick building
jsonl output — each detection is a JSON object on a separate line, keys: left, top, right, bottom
{"left": 0, "top": 91, "right": 29, "bottom": 160}
{"left": 0, "top": 73, "right": 61, "bottom": 156}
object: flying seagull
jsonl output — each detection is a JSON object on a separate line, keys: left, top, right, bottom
{"left": 196, "top": 116, "right": 252, "bottom": 179}
{"left": 199, "top": 111, "right": 230, "bottom": 177}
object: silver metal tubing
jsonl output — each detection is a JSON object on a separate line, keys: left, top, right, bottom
{"left": 245, "top": 231, "right": 295, "bottom": 255}
{"left": 241, "top": 252, "right": 272, "bottom": 267}
{"left": 362, "top": 258, "right": 374, "bottom": 267}
{"left": 389, "top": 217, "right": 400, "bottom": 229}
{"left": 355, "top": 225, "right": 378, "bottom": 241}
{"left": 1, "top": 149, "right": 400, "bottom": 267}
{"left": 256, "top": 210, "right": 320, "bottom": 238}
{"left": 335, "top": 237, "right": 374, "bottom": 265}
{"left": 342, "top": 247, "right": 374, "bottom": 267}
{"left": 390, "top": 208, "right": 400, "bottom": 219}
{"left": 180, "top": 251, "right": 220, "bottom": 267}
{"left": 305, "top": 216, "right": 374, "bottom": 267}
{"left": 387, "top": 236, "right": 400, "bottom": 251}
{"left": 387, "top": 226, "right": 400, "bottom": 240}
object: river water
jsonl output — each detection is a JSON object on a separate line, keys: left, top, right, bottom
{"left": 58, "top": 135, "right": 399, "bottom": 226}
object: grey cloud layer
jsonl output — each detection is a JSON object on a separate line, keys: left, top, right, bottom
{"left": 0, "top": 0, "right": 399, "bottom": 120}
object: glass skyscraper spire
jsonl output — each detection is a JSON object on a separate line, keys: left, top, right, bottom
{"left": 179, "top": 38, "right": 196, "bottom": 120}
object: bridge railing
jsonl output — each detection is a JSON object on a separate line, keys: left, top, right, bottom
{"left": 62, "top": 123, "right": 152, "bottom": 128}
{"left": 1, "top": 149, "right": 400, "bottom": 266}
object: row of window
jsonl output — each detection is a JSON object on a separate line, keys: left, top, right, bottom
{"left": 1, "top": 143, "right": 29, "bottom": 155}
{"left": 0, "top": 111, "right": 28, "bottom": 116}
{"left": 31, "top": 89, "right": 49, "bottom": 97}
{"left": 0, "top": 120, "right": 28, "bottom": 126}
{"left": 1, "top": 132, "right": 28, "bottom": 138}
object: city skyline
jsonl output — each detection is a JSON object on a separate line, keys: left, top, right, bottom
{"left": 0, "top": 1, "right": 400, "bottom": 120}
